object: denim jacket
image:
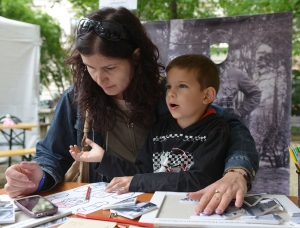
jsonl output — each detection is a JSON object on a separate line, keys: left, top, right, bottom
{"left": 34, "top": 85, "right": 259, "bottom": 191}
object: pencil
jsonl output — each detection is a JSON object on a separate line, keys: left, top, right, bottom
{"left": 289, "top": 146, "right": 300, "bottom": 171}
{"left": 296, "top": 144, "right": 300, "bottom": 160}
{"left": 291, "top": 145, "right": 300, "bottom": 163}
{"left": 76, "top": 212, "right": 156, "bottom": 227}
{"left": 85, "top": 186, "right": 91, "bottom": 201}
{"left": 289, "top": 146, "right": 297, "bottom": 163}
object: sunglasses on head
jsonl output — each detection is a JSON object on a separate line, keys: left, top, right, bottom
{"left": 76, "top": 18, "right": 128, "bottom": 42}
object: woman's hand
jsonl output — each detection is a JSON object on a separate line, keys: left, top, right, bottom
{"left": 187, "top": 169, "right": 248, "bottom": 215}
{"left": 4, "top": 161, "right": 44, "bottom": 198}
{"left": 69, "top": 138, "right": 105, "bottom": 163}
{"left": 105, "top": 176, "right": 134, "bottom": 194}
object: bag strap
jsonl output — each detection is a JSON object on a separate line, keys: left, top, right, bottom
{"left": 81, "top": 110, "right": 89, "bottom": 151}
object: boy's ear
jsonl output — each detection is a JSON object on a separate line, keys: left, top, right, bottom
{"left": 203, "top": 87, "right": 216, "bottom": 104}
{"left": 132, "top": 48, "right": 140, "bottom": 64}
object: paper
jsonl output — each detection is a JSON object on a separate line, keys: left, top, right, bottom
{"left": 102, "top": 197, "right": 137, "bottom": 210}
{"left": 110, "top": 202, "right": 157, "bottom": 219}
{"left": 190, "top": 204, "right": 244, "bottom": 220}
{"left": 243, "top": 193, "right": 266, "bottom": 206}
{"left": 0, "top": 194, "right": 19, "bottom": 211}
{"left": 5, "top": 210, "right": 72, "bottom": 228}
{"left": 179, "top": 197, "right": 199, "bottom": 204}
{"left": 44, "top": 182, "right": 143, "bottom": 215}
{"left": 36, "top": 217, "right": 69, "bottom": 227}
{"left": 241, "top": 198, "right": 281, "bottom": 218}
{"left": 0, "top": 201, "right": 15, "bottom": 224}
{"left": 243, "top": 213, "right": 284, "bottom": 225}
{"left": 58, "top": 218, "right": 116, "bottom": 228}
{"left": 290, "top": 212, "right": 300, "bottom": 225}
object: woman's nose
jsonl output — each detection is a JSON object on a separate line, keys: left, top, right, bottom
{"left": 95, "top": 71, "right": 107, "bottom": 84}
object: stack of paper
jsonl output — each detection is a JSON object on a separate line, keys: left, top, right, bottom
{"left": 0, "top": 201, "right": 15, "bottom": 224}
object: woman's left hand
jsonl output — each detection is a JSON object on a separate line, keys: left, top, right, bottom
{"left": 187, "top": 169, "right": 248, "bottom": 215}
{"left": 105, "top": 176, "right": 134, "bottom": 194}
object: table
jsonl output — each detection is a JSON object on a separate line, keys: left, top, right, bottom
{"left": 0, "top": 123, "right": 38, "bottom": 131}
{"left": 39, "top": 108, "right": 55, "bottom": 138}
{"left": 0, "top": 182, "right": 152, "bottom": 227}
{"left": 0, "top": 182, "right": 298, "bottom": 227}
{"left": 39, "top": 108, "right": 55, "bottom": 124}
{"left": 0, "top": 123, "right": 38, "bottom": 166}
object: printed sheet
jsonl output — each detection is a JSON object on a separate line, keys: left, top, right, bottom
{"left": 44, "top": 182, "right": 143, "bottom": 214}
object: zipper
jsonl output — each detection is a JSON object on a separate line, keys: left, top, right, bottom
{"left": 125, "top": 116, "right": 138, "bottom": 157}
{"left": 127, "top": 118, "right": 133, "bottom": 128}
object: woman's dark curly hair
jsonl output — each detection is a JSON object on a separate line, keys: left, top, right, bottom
{"left": 65, "top": 7, "right": 164, "bottom": 131}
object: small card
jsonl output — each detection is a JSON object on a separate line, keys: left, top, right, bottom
{"left": 0, "top": 201, "right": 15, "bottom": 224}
{"left": 290, "top": 212, "right": 300, "bottom": 225}
{"left": 243, "top": 193, "right": 266, "bottom": 206}
{"left": 243, "top": 213, "right": 284, "bottom": 225}
{"left": 58, "top": 218, "right": 116, "bottom": 228}
{"left": 179, "top": 197, "right": 200, "bottom": 204}
{"left": 36, "top": 217, "right": 69, "bottom": 227}
{"left": 0, "top": 194, "right": 19, "bottom": 211}
{"left": 191, "top": 204, "right": 244, "bottom": 220}
{"left": 102, "top": 197, "right": 137, "bottom": 210}
{"left": 110, "top": 202, "right": 157, "bottom": 219}
{"left": 241, "top": 198, "right": 280, "bottom": 218}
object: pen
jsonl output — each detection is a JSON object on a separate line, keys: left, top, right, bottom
{"left": 76, "top": 212, "right": 156, "bottom": 227}
{"left": 85, "top": 186, "right": 91, "bottom": 201}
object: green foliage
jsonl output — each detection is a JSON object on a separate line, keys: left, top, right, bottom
{"left": 135, "top": 0, "right": 217, "bottom": 21}
{"left": 65, "top": 0, "right": 218, "bottom": 20}
{"left": 49, "top": 0, "right": 300, "bottom": 113}
{"left": 64, "top": 0, "right": 99, "bottom": 17}
{"left": 218, "top": 0, "right": 299, "bottom": 62}
{"left": 1, "top": 0, "right": 71, "bottom": 97}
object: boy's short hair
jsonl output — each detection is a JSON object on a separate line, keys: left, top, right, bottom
{"left": 166, "top": 54, "right": 220, "bottom": 93}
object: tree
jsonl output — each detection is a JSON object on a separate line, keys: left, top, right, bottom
{"left": 1, "top": 0, "right": 71, "bottom": 98}
{"left": 63, "top": 0, "right": 299, "bottom": 59}
{"left": 53, "top": 0, "right": 300, "bottom": 113}
{"left": 217, "top": 0, "right": 300, "bottom": 115}
{"left": 54, "top": 0, "right": 218, "bottom": 19}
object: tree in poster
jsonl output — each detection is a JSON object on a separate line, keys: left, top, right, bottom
{"left": 248, "top": 14, "right": 292, "bottom": 167}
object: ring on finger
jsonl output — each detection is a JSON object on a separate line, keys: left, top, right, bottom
{"left": 226, "top": 191, "right": 234, "bottom": 197}
{"left": 215, "top": 189, "right": 222, "bottom": 194}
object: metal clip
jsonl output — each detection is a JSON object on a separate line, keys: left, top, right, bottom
{"left": 109, "top": 212, "right": 118, "bottom": 218}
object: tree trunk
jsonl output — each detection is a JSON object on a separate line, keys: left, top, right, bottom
{"left": 170, "top": 0, "right": 177, "bottom": 19}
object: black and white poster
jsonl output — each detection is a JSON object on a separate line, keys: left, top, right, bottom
{"left": 144, "top": 12, "right": 293, "bottom": 194}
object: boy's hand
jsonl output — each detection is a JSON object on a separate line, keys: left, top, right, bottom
{"left": 105, "top": 176, "right": 133, "bottom": 194}
{"left": 69, "top": 138, "right": 105, "bottom": 163}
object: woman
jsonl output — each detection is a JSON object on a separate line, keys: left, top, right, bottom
{"left": 4, "top": 7, "right": 258, "bottom": 215}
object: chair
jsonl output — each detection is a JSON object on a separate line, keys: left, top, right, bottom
{"left": 0, "top": 114, "right": 22, "bottom": 123}
{"left": 0, "top": 114, "right": 26, "bottom": 165}
{"left": 0, "top": 114, "right": 25, "bottom": 148}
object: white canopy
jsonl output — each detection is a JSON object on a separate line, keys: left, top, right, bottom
{"left": 0, "top": 16, "right": 41, "bottom": 150}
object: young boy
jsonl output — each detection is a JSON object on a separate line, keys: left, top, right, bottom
{"left": 69, "top": 54, "right": 229, "bottom": 193}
